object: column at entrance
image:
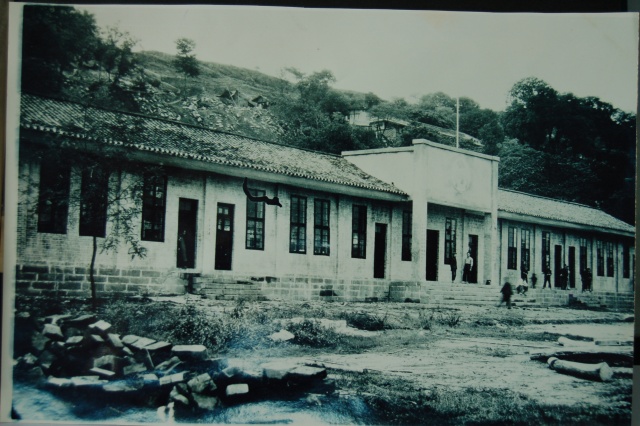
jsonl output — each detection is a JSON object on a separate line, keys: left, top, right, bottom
{"left": 412, "top": 198, "right": 427, "bottom": 281}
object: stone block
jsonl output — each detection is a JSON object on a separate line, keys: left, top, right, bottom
{"left": 47, "top": 376, "right": 73, "bottom": 388}
{"left": 65, "top": 336, "right": 84, "bottom": 347}
{"left": 287, "top": 366, "right": 327, "bottom": 382}
{"left": 172, "top": 344, "right": 207, "bottom": 361}
{"left": 169, "top": 387, "right": 191, "bottom": 407}
{"left": 134, "top": 348, "right": 155, "bottom": 370}
{"left": 106, "top": 334, "right": 124, "bottom": 349}
{"left": 66, "top": 314, "right": 96, "bottom": 328}
{"left": 123, "top": 362, "right": 147, "bottom": 376}
{"left": 94, "top": 355, "right": 126, "bottom": 374}
{"left": 103, "top": 380, "right": 144, "bottom": 393}
{"left": 121, "top": 335, "right": 141, "bottom": 346}
{"left": 262, "top": 361, "right": 293, "bottom": 380}
{"left": 187, "top": 373, "right": 217, "bottom": 394}
{"left": 268, "top": 329, "right": 295, "bottom": 342}
{"left": 38, "top": 350, "right": 56, "bottom": 371}
{"left": 43, "top": 324, "right": 64, "bottom": 341}
{"left": 222, "top": 366, "right": 242, "bottom": 378}
{"left": 192, "top": 393, "right": 220, "bottom": 410}
{"left": 44, "top": 314, "right": 73, "bottom": 325}
{"left": 87, "top": 334, "right": 105, "bottom": 344}
{"left": 156, "top": 356, "right": 184, "bottom": 375}
{"left": 89, "top": 367, "right": 116, "bottom": 379}
{"left": 159, "top": 372, "right": 186, "bottom": 386}
{"left": 131, "top": 337, "right": 156, "bottom": 351}
{"left": 225, "top": 383, "right": 249, "bottom": 396}
{"left": 141, "top": 373, "right": 160, "bottom": 387}
{"left": 70, "top": 375, "right": 106, "bottom": 388}
{"left": 89, "top": 320, "right": 112, "bottom": 335}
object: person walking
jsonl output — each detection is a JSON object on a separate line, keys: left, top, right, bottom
{"left": 582, "top": 267, "right": 593, "bottom": 292}
{"left": 498, "top": 281, "right": 513, "bottom": 309}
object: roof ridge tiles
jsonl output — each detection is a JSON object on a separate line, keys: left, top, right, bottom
{"left": 498, "top": 187, "right": 595, "bottom": 210}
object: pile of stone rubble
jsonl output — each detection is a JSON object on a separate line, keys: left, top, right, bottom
{"left": 13, "top": 312, "right": 331, "bottom": 412}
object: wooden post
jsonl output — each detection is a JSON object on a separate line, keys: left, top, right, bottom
{"left": 547, "top": 357, "right": 613, "bottom": 382}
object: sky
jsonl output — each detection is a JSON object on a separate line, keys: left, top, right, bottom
{"left": 62, "top": 5, "right": 639, "bottom": 112}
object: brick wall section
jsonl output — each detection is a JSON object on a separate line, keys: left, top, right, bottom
{"left": 15, "top": 263, "right": 185, "bottom": 297}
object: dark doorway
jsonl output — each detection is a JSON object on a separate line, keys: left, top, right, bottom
{"left": 426, "top": 229, "right": 439, "bottom": 281}
{"left": 554, "top": 245, "right": 562, "bottom": 288}
{"left": 568, "top": 246, "right": 576, "bottom": 288}
{"left": 468, "top": 234, "right": 478, "bottom": 283}
{"left": 374, "top": 223, "right": 387, "bottom": 279}
{"left": 177, "top": 198, "right": 198, "bottom": 269}
{"left": 215, "top": 203, "right": 234, "bottom": 271}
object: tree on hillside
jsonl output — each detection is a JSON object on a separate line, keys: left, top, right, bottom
{"left": 95, "top": 26, "right": 138, "bottom": 83}
{"left": 173, "top": 38, "right": 201, "bottom": 94}
{"left": 21, "top": 5, "right": 100, "bottom": 94}
{"left": 272, "top": 69, "right": 380, "bottom": 154}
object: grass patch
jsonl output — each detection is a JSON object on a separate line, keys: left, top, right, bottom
{"left": 335, "top": 369, "right": 632, "bottom": 425}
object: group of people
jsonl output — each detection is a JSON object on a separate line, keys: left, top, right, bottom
{"left": 450, "top": 252, "right": 475, "bottom": 283}
{"left": 498, "top": 264, "right": 594, "bottom": 309}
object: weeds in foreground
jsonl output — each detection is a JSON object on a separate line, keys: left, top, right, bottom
{"left": 335, "top": 369, "right": 632, "bottom": 425}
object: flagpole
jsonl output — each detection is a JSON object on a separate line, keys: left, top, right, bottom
{"left": 456, "top": 97, "right": 460, "bottom": 149}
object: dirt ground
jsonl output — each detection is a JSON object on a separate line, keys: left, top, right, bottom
{"left": 188, "top": 298, "right": 634, "bottom": 411}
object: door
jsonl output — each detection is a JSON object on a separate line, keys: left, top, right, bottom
{"left": 568, "top": 246, "right": 576, "bottom": 288}
{"left": 426, "top": 230, "right": 439, "bottom": 281}
{"left": 554, "top": 245, "right": 562, "bottom": 288}
{"left": 373, "top": 223, "right": 387, "bottom": 279}
{"left": 215, "top": 203, "right": 234, "bottom": 270}
{"left": 468, "top": 234, "right": 478, "bottom": 284}
{"left": 177, "top": 198, "right": 198, "bottom": 269}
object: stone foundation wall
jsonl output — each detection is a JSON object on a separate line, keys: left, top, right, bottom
{"left": 14, "top": 263, "right": 186, "bottom": 297}
{"left": 259, "top": 276, "right": 393, "bottom": 302}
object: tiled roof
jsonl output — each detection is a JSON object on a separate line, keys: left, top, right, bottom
{"left": 20, "top": 94, "right": 407, "bottom": 196}
{"left": 498, "top": 189, "right": 635, "bottom": 235}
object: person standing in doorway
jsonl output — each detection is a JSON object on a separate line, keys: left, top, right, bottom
{"left": 450, "top": 252, "right": 457, "bottom": 282}
{"left": 521, "top": 264, "right": 529, "bottom": 285}
{"left": 543, "top": 265, "right": 552, "bottom": 289}
{"left": 462, "top": 252, "right": 473, "bottom": 283}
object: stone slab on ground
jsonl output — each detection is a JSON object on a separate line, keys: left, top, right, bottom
{"left": 88, "top": 320, "right": 112, "bottom": 335}
{"left": 188, "top": 373, "right": 217, "bottom": 394}
{"left": 159, "top": 372, "right": 186, "bottom": 386}
{"left": 225, "top": 383, "right": 249, "bottom": 396}
{"left": 287, "top": 366, "right": 327, "bottom": 381}
{"left": 43, "top": 324, "right": 64, "bottom": 341}
{"left": 262, "top": 361, "right": 293, "bottom": 380}
{"left": 172, "top": 345, "right": 208, "bottom": 361}
{"left": 46, "top": 377, "right": 73, "bottom": 388}
{"left": 89, "top": 367, "right": 116, "bottom": 379}
{"left": 192, "top": 393, "right": 220, "bottom": 410}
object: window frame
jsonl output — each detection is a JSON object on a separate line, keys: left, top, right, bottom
{"left": 606, "top": 241, "right": 614, "bottom": 277}
{"left": 520, "top": 228, "right": 530, "bottom": 270}
{"left": 351, "top": 204, "right": 367, "bottom": 259}
{"left": 402, "top": 210, "right": 412, "bottom": 261}
{"left": 37, "top": 161, "right": 71, "bottom": 234}
{"left": 314, "top": 198, "right": 330, "bottom": 256}
{"left": 79, "top": 167, "right": 109, "bottom": 238}
{"left": 245, "top": 187, "right": 265, "bottom": 250}
{"left": 141, "top": 173, "right": 168, "bottom": 242}
{"left": 289, "top": 195, "right": 307, "bottom": 254}
{"left": 444, "top": 217, "right": 456, "bottom": 264}
{"left": 579, "top": 237, "right": 588, "bottom": 273}
{"left": 507, "top": 226, "right": 517, "bottom": 270}
{"left": 596, "top": 240, "right": 604, "bottom": 277}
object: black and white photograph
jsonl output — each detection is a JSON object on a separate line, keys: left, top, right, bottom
{"left": 1, "top": 2, "right": 637, "bottom": 424}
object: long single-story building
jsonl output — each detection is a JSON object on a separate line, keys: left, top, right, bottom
{"left": 12, "top": 94, "right": 635, "bottom": 301}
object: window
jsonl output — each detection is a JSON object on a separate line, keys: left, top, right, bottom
{"left": 596, "top": 240, "right": 604, "bottom": 276}
{"left": 246, "top": 188, "right": 265, "bottom": 250}
{"left": 314, "top": 199, "right": 330, "bottom": 255}
{"left": 402, "top": 211, "right": 412, "bottom": 261}
{"left": 623, "top": 243, "right": 630, "bottom": 278}
{"left": 606, "top": 242, "right": 614, "bottom": 277}
{"left": 579, "top": 237, "right": 588, "bottom": 272}
{"left": 351, "top": 205, "right": 367, "bottom": 258}
{"left": 79, "top": 167, "right": 109, "bottom": 237}
{"left": 444, "top": 218, "right": 456, "bottom": 264}
{"left": 37, "top": 161, "right": 71, "bottom": 234}
{"left": 289, "top": 195, "right": 306, "bottom": 253}
{"left": 141, "top": 174, "right": 167, "bottom": 242}
{"left": 507, "top": 227, "right": 517, "bottom": 270}
{"left": 542, "top": 231, "right": 551, "bottom": 271}
{"left": 520, "top": 229, "right": 530, "bottom": 270}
